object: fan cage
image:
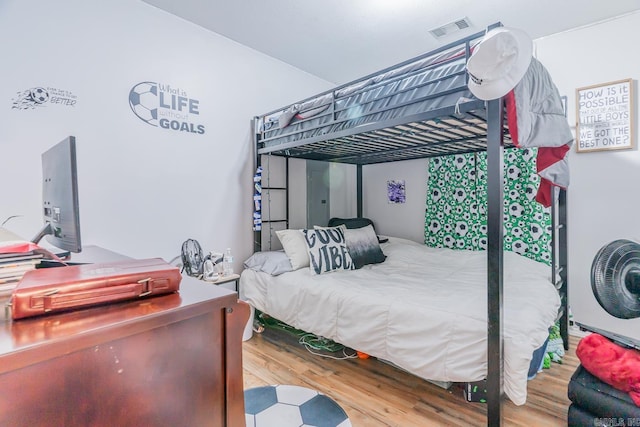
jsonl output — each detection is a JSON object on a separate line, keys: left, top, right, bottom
{"left": 591, "top": 239, "right": 640, "bottom": 319}
{"left": 181, "top": 239, "right": 204, "bottom": 277}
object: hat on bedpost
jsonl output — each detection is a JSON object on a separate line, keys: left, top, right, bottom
{"left": 466, "top": 26, "right": 533, "bottom": 101}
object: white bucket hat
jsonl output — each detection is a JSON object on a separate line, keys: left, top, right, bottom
{"left": 466, "top": 26, "right": 533, "bottom": 100}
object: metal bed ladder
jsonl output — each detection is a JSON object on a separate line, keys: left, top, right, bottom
{"left": 253, "top": 153, "right": 289, "bottom": 252}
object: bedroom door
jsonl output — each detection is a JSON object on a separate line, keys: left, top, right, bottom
{"left": 307, "top": 160, "right": 330, "bottom": 228}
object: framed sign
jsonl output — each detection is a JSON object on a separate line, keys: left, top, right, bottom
{"left": 576, "top": 79, "right": 634, "bottom": 152}
{"left": 387, "top": 180, "right": 406, "bottom": 204}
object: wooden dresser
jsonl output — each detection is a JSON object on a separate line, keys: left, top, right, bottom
{"left": 0, "top": 275, "right": 249, "bottom": 427}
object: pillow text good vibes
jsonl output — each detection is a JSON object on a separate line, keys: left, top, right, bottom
{"left": 303, "top": 227, "right": 354, "bottom": 275}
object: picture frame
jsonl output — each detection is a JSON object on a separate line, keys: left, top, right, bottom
{"left": 575, "top": 78, "right": 634, "bottom": 153}
{"left": 387, "top": 180, "right": 406, "bottom": 204}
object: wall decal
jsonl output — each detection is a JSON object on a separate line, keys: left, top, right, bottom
{"left": 12, "top": 87, "right": 77, "bottom": 110}
{"left": 387, "top": 180, "right": 406, "bottom": 204}
{"left": 128, "top": 81, "right": 205, "bottom": 135}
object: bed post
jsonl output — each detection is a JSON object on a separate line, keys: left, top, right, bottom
{"left": 556, "top": 187, "right": 569, "bottom": 350}
{"left": 285, "top": 157, "right": 290, "bottom": 230}
{"left": 486, "top": 97, "right": 504, "bottom": 426}
{"left": 252, "top": 117, "right": 262, "bottom": 253}
{"left": 551, "top": 186, "right": 569, "bottom": 350}
{"left": 356, "top": 164, "right": 363, "bottom": 218}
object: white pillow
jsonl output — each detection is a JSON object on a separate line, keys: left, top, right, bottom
{"left": 314, "top": 224, "right": 346, "bottom": 232}
{"left": 303, "top": 227, "right": 354, "bottom": 275}
{"left": 275, "top": 229, "right": 310, "bottom": 270}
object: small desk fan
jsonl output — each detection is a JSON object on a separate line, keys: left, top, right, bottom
{"left": 591, "top": 239, "right": 640, "bottom": 319}
{"left": 181, "top": 239, "right": 204, "bottom": 277}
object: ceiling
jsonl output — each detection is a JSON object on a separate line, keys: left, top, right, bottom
{"left": 142, "top": 0, "right": 640, "bottom": 84}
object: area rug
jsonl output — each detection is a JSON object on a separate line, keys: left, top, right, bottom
{"left": 245, "top": 384, "right": 352, "bottom": 427}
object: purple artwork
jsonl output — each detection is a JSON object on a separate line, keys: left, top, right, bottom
{"left": 387, "top": 180, "right": 406, "bottom": 204}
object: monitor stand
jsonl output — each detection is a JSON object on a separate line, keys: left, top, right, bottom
{"left": 30, "top": 222, "right": 54, "bottom": 246}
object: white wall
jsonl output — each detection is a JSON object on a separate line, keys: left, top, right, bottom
{"left": 362, "top": 159, "right": 429, "bottom": 242}
{"left": 534, "top": 11, "right": 640, "bottom": 342}
{"left": 329, "top": 162, "right": 357, "bottom": 220}
{"left": 287, "top": 159, "right": 308, "bottom": 229}
{"left": 0, "top": 0, "right": 332, "bottom": 266}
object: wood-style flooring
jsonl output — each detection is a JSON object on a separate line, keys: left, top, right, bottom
{"left": 242, "top": 326, "right": 579, "bottom": 426}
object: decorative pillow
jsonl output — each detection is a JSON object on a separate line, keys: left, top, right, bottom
{"left": 243, "top": 251, "right": 293, "bottom": 276}
{"left": 328, "top": 217, "right": 375, "bottom": 231}
{"left": 275, "top": 229, "right": 309, "bottom": 270}
{"left": 313, "top": 224, "right": 346, "bottom": 232}
{"left": 327, "top": 217, "right": 387, "bottom": 243}
{"left": 344, "top": 224, "right": 386, "bottom": 269}
{"left": 302, "top": 227, "right": 354, "bottom": 275}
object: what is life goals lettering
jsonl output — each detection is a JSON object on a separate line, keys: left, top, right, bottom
{"left": 129, "top": 81, "right": 205, "bottom": 135}
{"left": 576, "top": 78, "right": 634, "bottom": 153}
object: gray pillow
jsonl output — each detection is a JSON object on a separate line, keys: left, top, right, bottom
{"left": 243, "top": 251, "right": 293, "bottom": 276}
{"left": 344, "top": 225, "right": 386, "bottom": 269}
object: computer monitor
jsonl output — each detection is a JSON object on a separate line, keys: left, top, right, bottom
{"left": 31, "top": 136, "right": 82, "bottom": 253}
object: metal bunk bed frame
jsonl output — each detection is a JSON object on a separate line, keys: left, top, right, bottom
{"left": 251, "top": 24, "right": 568, "bottom": 426}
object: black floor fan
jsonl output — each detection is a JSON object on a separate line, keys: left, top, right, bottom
{"left": 591, "top": 239, "right": 640, "bottom": 320}
{"left": 181, "top": 238, "right": 204, "bottom": 277}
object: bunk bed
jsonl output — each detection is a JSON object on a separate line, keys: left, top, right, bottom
{"left": 246, "top": 24, "right": 569, "bottom": 425}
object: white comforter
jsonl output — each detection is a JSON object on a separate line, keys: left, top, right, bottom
{"left": 239, "top": 237, "right": 560, "bottom": 405}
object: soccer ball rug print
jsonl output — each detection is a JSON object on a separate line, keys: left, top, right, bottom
{"left": 244, "top": 385, "right": 352, "bottom": 427}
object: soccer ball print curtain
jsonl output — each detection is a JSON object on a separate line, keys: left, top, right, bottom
{"left": 424, "top": 148, "right": 551, "bottom": 265}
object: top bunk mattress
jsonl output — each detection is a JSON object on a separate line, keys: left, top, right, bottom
{"left": 260, "top": 53, "right": 469, "bottom": 141}
{"left": 254, "top": 32, "right": 511, "bottom": 163}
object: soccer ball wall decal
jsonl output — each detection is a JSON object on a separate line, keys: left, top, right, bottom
{"left": 244, "top": 385, "right": 351, "bottom": 427}
{"left": 29, "top": 87, "right": 49, "bottom": 104}
{"left": 129, "top": 82, "right": 158, "bottom": 126}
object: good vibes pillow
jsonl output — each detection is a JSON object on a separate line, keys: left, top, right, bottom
{"left": 303, "top": 227, "right": 354, "bottom": 275}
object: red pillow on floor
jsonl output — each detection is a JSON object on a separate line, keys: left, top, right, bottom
{"left": 576, "top": 333, "right": 640, "bottom": 406}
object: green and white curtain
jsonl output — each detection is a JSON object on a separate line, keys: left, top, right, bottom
{"left": 424, "top": 148, "right": 551, "bottom": 265}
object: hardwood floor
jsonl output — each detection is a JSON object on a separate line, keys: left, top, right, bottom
{"left": 242, "top": 326, "right": 579, "bottom": 426}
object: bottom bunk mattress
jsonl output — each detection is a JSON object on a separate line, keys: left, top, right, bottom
{"left": 239, "top": 237, "right": 560, "bottom": 405}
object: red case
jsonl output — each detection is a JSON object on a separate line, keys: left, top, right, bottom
{"left": 11, "top": 258, "right": 181, "bottom": 320}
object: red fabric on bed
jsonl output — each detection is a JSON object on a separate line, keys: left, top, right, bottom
{"left": 576, "top": 333, "right": 640, "bottom": 406}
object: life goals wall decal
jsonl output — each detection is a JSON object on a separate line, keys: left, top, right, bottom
{"left": 576, "top": 78, "right": 634, "bottom": 153}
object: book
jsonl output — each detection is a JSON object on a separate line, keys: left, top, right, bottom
{"left": 0, "top": 227, "right": 44, "bottom": 256}
{"left": 0, "top": 262, "right": 40, "bottom": 279}
{"left": 0, "top": 278, "right": 20, "bottom": 293}
{"left": 0, "top": 227, "right": 66, "bottom": 265}
{"left": 0, "top": 252, "right": 44, "bottom": 262}
{"left": 0, "top": 259, "right": 42, "bottom": 269}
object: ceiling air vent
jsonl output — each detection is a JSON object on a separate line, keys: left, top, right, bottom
{"left": 429, "top": 17, "right": 471, "bottom": 39}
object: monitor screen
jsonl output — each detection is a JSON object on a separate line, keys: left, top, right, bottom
{"left": 31, "top": 136, "right": 82, "bottom": 253}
